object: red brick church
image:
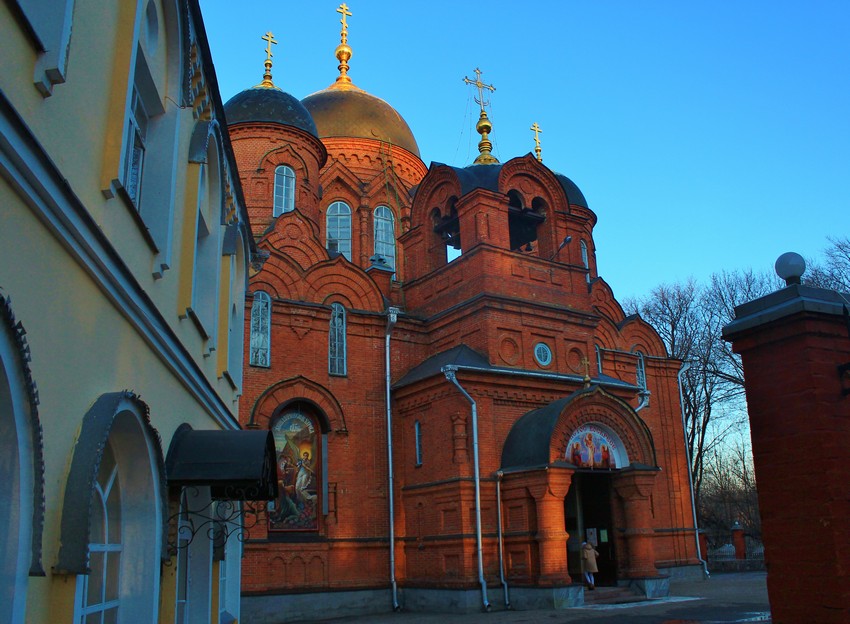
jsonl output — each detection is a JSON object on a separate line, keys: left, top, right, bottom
{"left": 225, "top": 9, "right": 700, "bottom": 621}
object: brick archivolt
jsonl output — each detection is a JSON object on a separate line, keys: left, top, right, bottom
{"left": 549, "top": 388, "right": 656, "bottom": 467}
{"left": 251, "top": 375, "right": 347, "bottom": 433}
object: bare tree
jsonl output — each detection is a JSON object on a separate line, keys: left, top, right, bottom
{"left": 626, "top": 269, "right": 777, "bottom": 520}
{"left": 805, "top": 236, "right": 850, "bottom": 292}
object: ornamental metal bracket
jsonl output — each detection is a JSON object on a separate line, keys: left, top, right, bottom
{"left": 166, "top": 487, "right": 268, "bottom": 555}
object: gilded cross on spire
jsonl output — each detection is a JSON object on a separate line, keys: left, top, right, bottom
{"left": 262, "top": 31, "right": 277, "bottom": 61}
{"left": 254, "top": 31, "right": 280, "bottom": 90}
{"left": 463, "top": 67, "right": 499, "bottom": 165}
{"left": 531, "top": 122, "right": 543, "bottom": 162}
{"left": 581, "top": 355, "right": 592, "bottom": 388}
{"left": 463, "top": 67, "right": 496, "bottom": 112}
{"left": 337, "top": 3, "right": 353, "bottom": 44}
{"left": 331, "top": 3, "right": 355, "bottom": 87}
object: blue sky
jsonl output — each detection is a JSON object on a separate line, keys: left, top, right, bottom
{"left": 200, "top": 1, "right": 849, "bottom": 300}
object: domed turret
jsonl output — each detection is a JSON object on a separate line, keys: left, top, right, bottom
{"left": 222, "top": 31, "right": 318, "bottom": 137}
{"left": 300, "top": 4, "right": 420, "bottom": 157}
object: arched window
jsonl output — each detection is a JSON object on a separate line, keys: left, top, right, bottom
{"left": 249, "top": 292, "right": 271, "bottom": 368}
{"left": 269, "top": 407, "right": 321, "bottom": 532}
{"left": 581, "top": 240, "right": 590, "bottom": 284}
{"left": 75, "top": 443, "right": 122, "bottom": 622}
{"left": 326, "top": 201, "right": 352, "bottom": 260}
{"left": 373, "top": 206, "right": 396, "bottom": 271}
{"left": 328, "top": 303, "right": 346, "bottom": 376}
{"left": 273, "top": 165, "right": 295, "bottom": 216}
{"left": 595, "top": 345, "right": 603, "bottom": 374}
{"left": 636, "top": 351, "right": 647, "bottom": 391}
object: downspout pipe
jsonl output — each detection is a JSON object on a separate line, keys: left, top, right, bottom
{"left": 443, "top": 366, "right": 491, "bottom": 612}
{"left": 385, "top": 307, "right": 401, "bottom": 609}
{"left": 496, "top": 471, "right": 511, "bottom": 609}
{"left": 635, "top": 390, "right": 651, "bottom": 412}
{"left": 677, "top": 362, "right": 710, "bottom": 578}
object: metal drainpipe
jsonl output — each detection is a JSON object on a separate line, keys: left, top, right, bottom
{"left": 635, "top": 390, "right": 651, "bottom": 412}
{"left": 496, "top": 471, "right": 511, "bottom": 609}
{"left": 385, "top": 307, "right": 401, "bottom": 609}
{"left": 443, "top": 366, "right": 491, "bottom": 612}
{"left": 677, "top": 362, "right": 710, "bottom": 578}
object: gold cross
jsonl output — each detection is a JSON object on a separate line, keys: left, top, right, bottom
{"left": 531, "top": 122, "right": 543, "bottom": 162}
{"left": 463, "top": 67, "right": 496, "bottom": 112}
{"left": 337, "top": 3, "right": 353, "bottom": 42}
{"left": 261, "top": 31, "right": 277, "bottom": 62}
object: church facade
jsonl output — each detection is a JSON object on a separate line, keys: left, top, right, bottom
{"left": 230, "top": 9, "right": 700, "bottom": 621}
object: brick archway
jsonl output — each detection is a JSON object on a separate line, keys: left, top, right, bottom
{"left": 549, "top": 386, "right": 656, "bottom": 468}
{"left": 249, "top": 375, "right": 347, "bottom": 433}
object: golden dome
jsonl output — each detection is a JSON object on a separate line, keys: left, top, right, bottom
{"left": 301, "top": 87, "right": 420, "bottom": 157}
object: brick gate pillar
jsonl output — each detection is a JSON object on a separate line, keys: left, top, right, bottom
{"left": 723, "top": 270, "right": 850, "bottom": 623}
{"left": 613, "top": 469, "right": 659, "bottom": 579}
{"left": 527, "top": 469, "right": 573, "bottom": 585}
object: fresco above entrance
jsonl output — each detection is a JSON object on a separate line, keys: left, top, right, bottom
{"left": 566, "top": 424, "right": 628, "bottom": 469}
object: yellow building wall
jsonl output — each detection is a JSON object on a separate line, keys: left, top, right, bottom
{"left": 0, "top": 0, "right": 251, "bottom": 621}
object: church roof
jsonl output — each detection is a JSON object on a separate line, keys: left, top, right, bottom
{"left": 500, "top": 391, "right": 585, "bottom": 471}
{"left": 223, "top": 87, "right": 319, "bottom": 138}
{"left": 392, "top": 344, "right": 490, "bottom": 389}
{"left": 430, "top": 160, "right": 589, "bottom": 208}
{"left": 302, "top": 87, "right": 420, "bottom": 157}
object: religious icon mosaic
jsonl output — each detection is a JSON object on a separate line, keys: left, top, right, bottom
{"left": 566, "top": 424, "right": 622, "bottom": 469}
{"left": 270, "top": 410, "right": 318, "bottom": 531}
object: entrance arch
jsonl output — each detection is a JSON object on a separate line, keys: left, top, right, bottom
{"left": 500, "top": 385, "right": 660, "bottom": 588}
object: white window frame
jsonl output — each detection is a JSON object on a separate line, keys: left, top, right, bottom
{"left": 249, "top": 292, "right": 272, "bottom": 368}
{"left": 273, "top": 165, "right": 295, "bottom": 216}
{"left": 123, "top": 86, "right": 149, "bottom": 209}
{"left": 75, "top": 446, "right": 122, "bottom": 623}
{"left": 72, "top": 409, "right": 163, "bottom": 624}
{"left": 328, "top": 303, "right": 347, "bottom": 376}
{"left": 636, "top": 351, "right": 647, "bottom": 390}
{"left": 373, "top": 206, "right": 396, "bottom": 271}
{"left": 326, "top": 201, "right": 352, "bottom": 260}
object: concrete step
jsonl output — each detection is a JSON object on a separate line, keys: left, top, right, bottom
{"left": 583, "top": 586, "right": 646, "bottom": 605}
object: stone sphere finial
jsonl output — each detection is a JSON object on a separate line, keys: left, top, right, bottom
{"left": 775, "top": 252, "right": 806, "bottom": 286}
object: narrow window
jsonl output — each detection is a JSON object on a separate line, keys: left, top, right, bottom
{"left": 636, "top": 351, "right": 647, "bottom": 390}
{"left": 414, "top": 420, "right": 423, "bottom": 466}
{"left": 273, "top": 165, "right": 295, "bottom": 216}
{"left": 326, "top": 201, "right": 352, "bottom": 260}
{"left": 249, "top": 292, "right": 271, "bottom": 367}
{"left": 595, "top": 345, "right": 603, "bottom": 374}
{"left": 74, "top": 444, "right": 122, "bottom": 623}
{"left": 124, "top": 86, "right": 149, "bottom": 207}
{"left": 328, "top": 303, "right": 347, "bottom": 376}
{"left": 581, "top": 239, "right": 590, "bottom": 283}
{"left": 373, "top": 206, "right": 396, "bottom": 271}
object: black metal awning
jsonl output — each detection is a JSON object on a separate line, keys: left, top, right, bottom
{"left": 165, "top": 426, "right": 278, "bottom": 501}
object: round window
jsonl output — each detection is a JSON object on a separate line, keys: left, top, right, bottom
{"left": 533, "top": 342, "right": 553, "bottom": 367}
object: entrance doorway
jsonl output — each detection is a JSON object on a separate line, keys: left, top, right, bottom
{"left": 565, "top": 472, "right": 616, "bottom": 585}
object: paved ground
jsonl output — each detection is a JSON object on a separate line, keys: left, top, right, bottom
{"left": 315, "top": 572, "right": 770, "bottom": 624}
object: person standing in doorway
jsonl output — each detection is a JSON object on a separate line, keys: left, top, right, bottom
{"left": 581, "top": 541, "right": 600, "bottom": 590}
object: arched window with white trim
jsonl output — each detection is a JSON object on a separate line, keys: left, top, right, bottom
{"left": 75, "top": 443, "right": 122, "bottom": 623}
{"left": 273, "top": 165, "right": 295, "bottom": 216}
{"left": 249, "top": 291, "right": 271, "bottom": 368}
{"left": 373, "top": 206, "right": 396, "bottom": 272}
{"left": 580, "top": 239, "right": 590, "bottom": 283}
{"left": 326, "top": 201, "right": 352, "bottom": 260}
{"left": 328, "top": 303, "right": 346, "bottom": 376}
{"left": 636, "top": 351, "right": 647, "bottom": 391}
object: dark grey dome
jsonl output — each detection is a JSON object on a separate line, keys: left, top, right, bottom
{"left": 224, "top": 88, "right": 318, "bottom": 138}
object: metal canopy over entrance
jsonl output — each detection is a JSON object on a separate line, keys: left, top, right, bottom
{"left": 165, "top": 425, "right": 278, "bottom": 501}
